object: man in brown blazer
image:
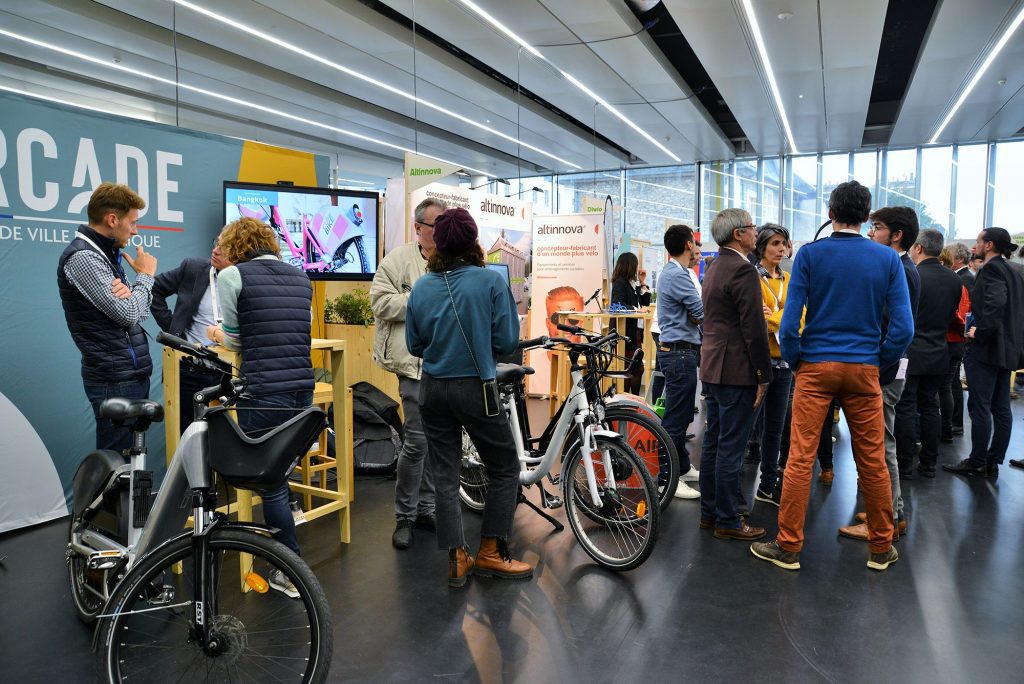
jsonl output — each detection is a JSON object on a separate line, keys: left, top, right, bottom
{"left": 698, "top": 208, "right": 773, "bottom": 540}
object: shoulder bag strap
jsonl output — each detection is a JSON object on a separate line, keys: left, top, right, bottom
{"left": 442, "top": 270, "right": 484, "bottom": 380}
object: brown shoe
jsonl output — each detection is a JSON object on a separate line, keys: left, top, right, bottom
{"left": 713, "top": 522, "right": 766, "bottom": 540}
{"left": 448, "top": 547, "right": 475, "bottom": 588}
{"left": 839, "top": 520, "right": 904, "bottom": 541}
{"left": 853, "top": 512, "right": 905, "bottom": 529}
{"left": 699, "top": 517, "right": 715, "bottom": 529}
{"left": 474, "top": 537, "right": 533, "bottom": 580}
{"left": 818, "top": 469, "right": 834, "bottom": 487}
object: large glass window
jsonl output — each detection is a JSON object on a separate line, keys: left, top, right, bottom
{"left": 852, "top": 151, "right": 878, "bottom": 196}
{"left": 882, "top": 148, "right": 918, "bottom": 209}
{"left": 554, "top": 172, "right": 621, "bottom": 215}
{"left": 733, "top": 159, "right": 760, "bottom": 222}
{"left": 820, "top": 153, "right": 851, "bottom": 216}
{"left": 623, "top": 165, "right": 697, "bottom": 245}
{"left": 991, "top": 140, "right": 1024, "bottom": 230}
{"left": 761, "top": 158, "right": 781, "bottom": 225}
{"left": 785, "top": 155, "right": 819, "bottom": 242}
{"left": 701, "top": 161, "right": 733, "bottom": 229}
{"left": 953, "top": 144, "right": 987, "bottom": 238}
{"left": 919, "top": 146, "right": 953, "bottom": 236}
{"left": 507, "top": 176, "right": 553, "bottom": 215}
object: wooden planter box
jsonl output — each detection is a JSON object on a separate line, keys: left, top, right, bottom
{"left": 324, "top": 323, "right": 401, "bottom": 404}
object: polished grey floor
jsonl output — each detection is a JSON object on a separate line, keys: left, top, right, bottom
{"left": 2, "top": 397, "right": 1023, "bottom": 683}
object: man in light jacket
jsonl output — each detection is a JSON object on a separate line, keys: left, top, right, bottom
{"left": 371, "top": 198, "right": 446, "bottom": 549}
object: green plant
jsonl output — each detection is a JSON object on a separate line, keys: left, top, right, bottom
{"left": 326, "top": 289, "right": 374, "bottom": 326}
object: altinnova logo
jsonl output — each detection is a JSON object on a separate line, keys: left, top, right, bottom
{"left": 410, "top": 167, "right": 442, "bottom": 176}
{"left": 537, "top": 224, "right": 584, "bottom": 234}
{"left": 480, "top": 198, "right": 516, "bottom": 216}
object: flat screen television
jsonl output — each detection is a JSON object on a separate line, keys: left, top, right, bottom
{"left": 486, "top": 262, "right": 511, "bottom": 290}
{"left": 223, "top": 181, "right": 380, "bottom": 280}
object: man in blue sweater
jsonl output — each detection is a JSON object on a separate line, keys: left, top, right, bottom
{"left": 751, "top": 181, "right": 914, "bottom": 572}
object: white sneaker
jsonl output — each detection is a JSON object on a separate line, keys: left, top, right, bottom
{"left": 268, "top": 569, "right": 300, "bottom": 599}
{"left": 674, "top": 482, "right": 700, "bottom": 499}
{"left": 681, "top": 468, "right": 700, "bottom": 482}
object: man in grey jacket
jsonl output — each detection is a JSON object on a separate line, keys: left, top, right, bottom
{"left": 371, "top": 197, "right": 446, "bottom": 549}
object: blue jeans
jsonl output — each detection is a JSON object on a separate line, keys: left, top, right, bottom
{"left": 964, "top": 348, "right": 1012, "bottom": 466}
{"left": 84, "top": 379, "right": 150, "bottom": 453}
{"left": 700, "top": 383, "right": 755, "bottom": 529}
{"left": 237, "top": 390, "right": 313, "bottom": 555}
{"left": 657, "top": 348, "right": 699, "bottom": 473}
{"left": 756, "top": 367, "right": 792, "bottom": 491}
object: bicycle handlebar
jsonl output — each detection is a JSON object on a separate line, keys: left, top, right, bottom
{"left": 156, "top": 332, "right": 235, "bottom": 377}
{"left": 517, "top": 336, "right": 549, "bottom": 350}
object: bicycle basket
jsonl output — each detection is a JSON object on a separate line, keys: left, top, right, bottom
{"left": 205, "top": 406, "right": 327, "bottom": 492}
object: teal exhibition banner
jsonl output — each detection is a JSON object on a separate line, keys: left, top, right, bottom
{"left": 0, "top": 92, "right": 329, "bottom": 532}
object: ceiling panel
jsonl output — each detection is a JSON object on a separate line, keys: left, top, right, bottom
{"left": 892, "top": 0, "right": 1024, "bottom": 146}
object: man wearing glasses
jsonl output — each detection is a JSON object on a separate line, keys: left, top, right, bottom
{"left": 152, "top": 237, "right": 232, "bottom": 432}
{"left": 371, "top": 197, "right": 447, "bottom": 549}
{"left": 697, "top": 210, "right": 772, "bottom": 539}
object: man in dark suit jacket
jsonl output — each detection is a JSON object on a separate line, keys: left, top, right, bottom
{"left": 697, "top": 208, "right": 772, "bottom": 541}
{"left": 151, "top": 238, "right": 230, "bottom": 430}
{"left": 896, "top": 230, "right": 965, "bottom": 478}
{"left": 945, "top": 228, "right": 1024, "bottom": 477}
{"left": 950, "top": 242, "right": 975, "bottom": 297}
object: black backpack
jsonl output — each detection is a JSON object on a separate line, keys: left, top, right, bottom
{"left": 335, "top": 381, "right": 404, "bottom": 475}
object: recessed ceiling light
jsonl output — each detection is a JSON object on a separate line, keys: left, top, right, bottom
{"left": 930, "top": 4, "right": 1024, "bottom": 143}
{"left": 0, "top": 27, "right": 490, "bottom": 176}
{"left": 777, "top": 12, "right": 794, "bottom": 20}
{"left": 172, "top": 0, "right": 580, "bottom": 170}
{"left": 457, "top": 0, "right": 681, "bottom": 162}
{"left": 997, "top": 78, "right": 1008, "bottom": 86}
{"left": 741, "top": 0, "right": 800, "bottom": 153}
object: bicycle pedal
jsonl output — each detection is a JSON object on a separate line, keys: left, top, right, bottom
{"left": 545, "top": 495, "right": 563, "bottom": 509}
{"left": 87, "top": 549, "right": 125, "bottom": 571}
{"left": 548, "top": 474, "right": 561, "bottom": 486}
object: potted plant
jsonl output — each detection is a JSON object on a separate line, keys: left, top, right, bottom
{"left": 325, "top": 289, "right": 374, "bottom": 326}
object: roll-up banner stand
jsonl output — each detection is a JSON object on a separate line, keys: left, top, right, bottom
{"left": 527, "top": 214, "right": 606, "bottom": 395}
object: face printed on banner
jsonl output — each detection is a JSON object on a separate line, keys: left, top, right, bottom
{"left": 546, "top": 286, "right": 585, "bottom": 341}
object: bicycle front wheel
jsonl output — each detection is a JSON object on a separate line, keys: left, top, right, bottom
{"left": 97, "top": 528, "right": 333, "bottom": 683}
{"left": 562, "top": 435, "right": 659, "bottom": 571}
{"left": 458, "top": 429, "right": 489, "bottom": 511}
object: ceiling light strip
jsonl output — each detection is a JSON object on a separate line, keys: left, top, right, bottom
{"left": 457, "top": 0, "right": 681, "bottom": 162}
{"left": 0, "top": 28, "right": 488, "bottom": 175}
{"left": 171, "top": 0, "right": 579, "bottom": 169}
{"left": 929, "top": 4, "right": 1024, "bottom": 144}
{"left": 740, "top": 0, "right": 799, "bottom": 154}
{"left": 0, "top": 83, "right": 156, "bottom": 121}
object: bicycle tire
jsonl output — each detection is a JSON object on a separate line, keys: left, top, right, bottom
{"left": 334, "top": 237, "right": 370, "bottom": 273}
{"left": 562, "top": 435, "right": 659, "bottom": 571}
{"left": 458, "top": 430, "right": 488, "bottom": 511}
{"left": 564, "top": 409, "right": 679, "bottom": 510}
{"left": 97, "top": 528, "right": 333, "bottom": 684}
{"left": 67, "top": 514, "right": 119, "bottom": 624}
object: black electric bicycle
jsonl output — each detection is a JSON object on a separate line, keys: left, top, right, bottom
{"left": 68, "top": 331, "right": 333, "bottom": 683}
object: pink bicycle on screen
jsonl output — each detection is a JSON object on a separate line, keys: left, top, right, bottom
{"left": 236, "top": 202, "right": 371, "bottom": 273}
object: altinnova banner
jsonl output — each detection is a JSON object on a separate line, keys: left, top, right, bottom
{"left": 527, "top": 214, "right": 605, "bottom": 394}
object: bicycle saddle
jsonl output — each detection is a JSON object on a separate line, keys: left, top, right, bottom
{"left": 98, "top": 398, "right": 165, "bottom": 423}
{"left": 496, "top": 363, "right": 535, "bottom": 384}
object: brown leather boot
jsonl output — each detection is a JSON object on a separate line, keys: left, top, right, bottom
{"left": 474, "top": 537, "right": 533, "bottom": 580}
{"left": 448, "top": 547, "right": 474, "bottom": 588}
{"left": 818, "top": 469, "right": 834, "bottom": 487}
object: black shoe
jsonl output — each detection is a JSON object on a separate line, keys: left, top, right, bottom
{"left": 1010, "top": 459, "right": 1024, "bottom": 470}
{"left": 414, "top": 514, "right": 436, "bottom": 532}
{"left": 940, "top": 435, "right": 954, "bottom": 444}
{"left": 754, "top": 486, "right": 781, "bottom": 508}
{"left": 916, "top": 463, "right": 936, "bottom": 478}
{"left": 986, "top": 464, "right": 999, "bottom": 478}
{"left": 942, "top": 459, "right": 985, "bottom": 476}
{"left": 392, "top": 519, "right": 413, "bottom": 549}
{"left": 899, "top": 468, "right": 913, "bottom": 481}
{"left": 952, "top": 426, "right": 964, "bottom": 436}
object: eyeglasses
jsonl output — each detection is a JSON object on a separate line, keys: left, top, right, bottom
{"left": 737, "top": 224, "right": 756, "bottom": 232}
{"left": 417, "top": 220, "right": 435, "bottom": 228}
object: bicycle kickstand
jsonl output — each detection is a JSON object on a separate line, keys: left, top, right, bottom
{"left": 520, "top": 489, "right": 564, "bottom": 532}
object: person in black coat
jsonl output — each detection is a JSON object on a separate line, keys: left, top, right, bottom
{"left": 945, "top": 228, "right": 1024, "bottom": 477}
{"left": 151, "top": 238, "right": 231, "bottom": 430}
{"left": 609, "top": 251, "right": 651, "bottom": 394}
{"left": 896, "top": 230, "right": 965, "bottom": 477}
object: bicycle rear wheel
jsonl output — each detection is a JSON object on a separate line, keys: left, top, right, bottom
{"left": 458, "top": 430, "right": 489, "bottom": 511}
{"left": 562, "top": 435, "right": 659, "bottom": 571}
{"left": 97, "top": 528, "right": 332, "bottom": 683}
{"left": 67, "top": 513, "right": 119, "bottom": 624}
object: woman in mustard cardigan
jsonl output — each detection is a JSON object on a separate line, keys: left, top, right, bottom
{"left": 752, "top": 224, "right": 795, "bottom": 506}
